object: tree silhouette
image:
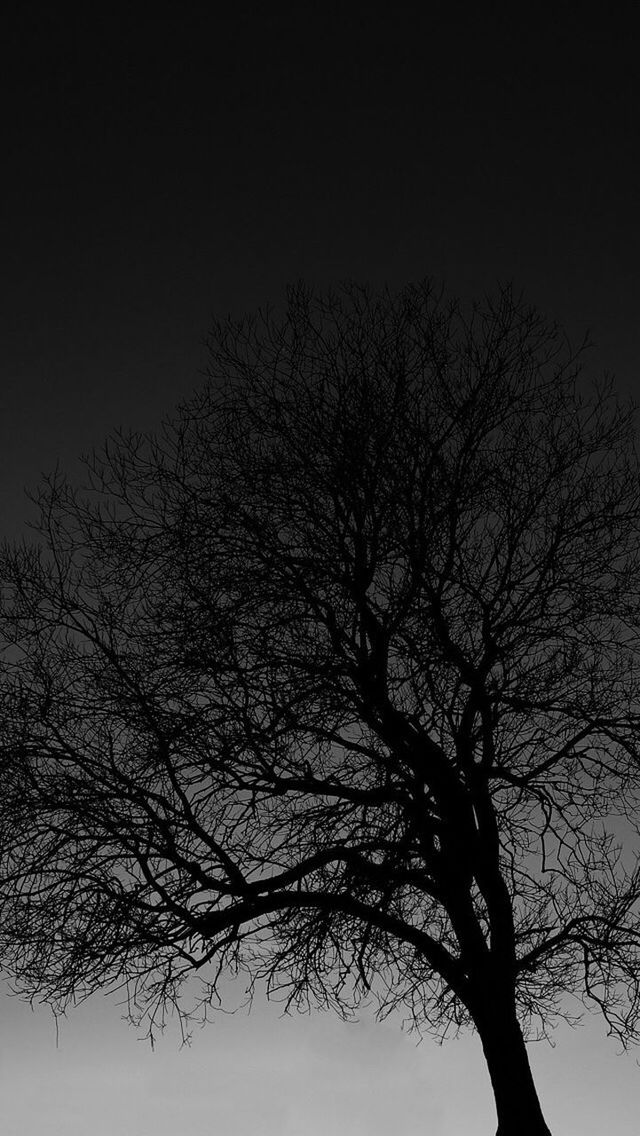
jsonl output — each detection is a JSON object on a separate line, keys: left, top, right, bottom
{"left": 2, "top": 282, "right": 640, "bottom": 1135}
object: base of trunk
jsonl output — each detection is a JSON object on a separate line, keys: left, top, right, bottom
{"left": 476, "top": 1006, "right": 552, "bottom": 1136}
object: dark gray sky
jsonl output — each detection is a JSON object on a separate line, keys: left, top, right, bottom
{"left": 3, "top": 7, "right": 638, "bottom": 539}
{"left": 2, "top": 6, "right": 639, "bottom": 1132}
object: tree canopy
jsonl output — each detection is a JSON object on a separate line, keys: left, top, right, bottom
{"left": 1, "top": 281, "right": 639, "bottom": 1135}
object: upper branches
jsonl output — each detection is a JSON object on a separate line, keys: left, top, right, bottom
{"left": 1, "top": 280, "right": 640, "bottom": 1044}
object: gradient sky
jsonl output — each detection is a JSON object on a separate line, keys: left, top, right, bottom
{"left": 2, "top": 7, "right": 640, "bottom": 1133}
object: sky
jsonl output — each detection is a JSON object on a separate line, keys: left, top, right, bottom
{"left": 2, "top": 6, "right": 640, "bottom": 1133}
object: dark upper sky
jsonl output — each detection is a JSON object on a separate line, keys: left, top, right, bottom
{"left": 3, "top": 7, "right": 639, "bottom": 538}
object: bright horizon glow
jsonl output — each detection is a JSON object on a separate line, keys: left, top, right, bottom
{"left": 1, "top": 981, "right": 637, "bottom": 1135}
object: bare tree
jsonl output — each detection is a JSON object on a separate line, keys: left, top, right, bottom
{"left": 2, "top": 282, "right": 640, "bottom": 1136}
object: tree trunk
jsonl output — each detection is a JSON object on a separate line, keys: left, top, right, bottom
{"left": 475, "top": 1002, "right": 552, "bottom": 1136}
